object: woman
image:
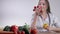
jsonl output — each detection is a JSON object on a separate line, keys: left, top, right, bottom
{"left": 31, "top": 0, "right": 60, "bottom": 32}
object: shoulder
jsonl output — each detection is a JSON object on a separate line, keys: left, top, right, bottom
{"left": 49, "top": 13, "right": 57, "bottom": 19}
{"left": 49, "top": 13, "right": 59, "bottom": 23}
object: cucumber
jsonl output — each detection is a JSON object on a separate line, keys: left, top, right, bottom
{"left": 23, "top": 28, "right": 30, "bottom": 34}
{"left": 18, "top": 26, "right": 23, "bottom": 31}
{"left": 3, "top": 26, "right": 11, "bottom": 31}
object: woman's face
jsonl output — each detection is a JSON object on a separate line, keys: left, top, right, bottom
{"left": 38, "top": 0, "right": 48, "bottom": 12}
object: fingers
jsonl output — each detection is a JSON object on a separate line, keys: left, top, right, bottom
{"left": 33, "top": 6, "right": 42, "bottom": 15}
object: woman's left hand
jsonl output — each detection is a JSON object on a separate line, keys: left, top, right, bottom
{"left": 47, "top": 26, "right": 55, "bottom": 31}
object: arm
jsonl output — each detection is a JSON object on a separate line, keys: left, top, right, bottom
{"left": 29, "top": 13, "right": 38, "bottom": 32}
{"left": 47, "top": 27, "right": 60, "bottom": 32}
{"left": 32, "top": 14, "right": 37, "bottom": 25}
{"left": 52, "top": 28, "right": 60, "bottom": 32}
{"left": 47, "top": 15, "right": 60, "bottom": 32}
{"left": 31, "top": 13, "right": 38, "bottom": 29}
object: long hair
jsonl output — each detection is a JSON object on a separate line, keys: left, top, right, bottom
{"left": 38, "top": 0, "right": 51, "bottom": 13}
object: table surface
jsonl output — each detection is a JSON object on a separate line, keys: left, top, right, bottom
{"left": 0, "top": 31, "right": 14, "bottom": 34}
{"left": 0, "top": 31, "right": 60, "bottom": 34}
{"left": 38, "top": 31, "right": 60, "bottom": 34}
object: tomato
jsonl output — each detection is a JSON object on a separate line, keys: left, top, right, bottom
{"left": 21, "top": 31, "right": 25, "bottom": 34}
{"left": 14, "top": 31, "right": 17, "bottom": 34}
{"left": 37, "top": 6, "right": 39, "bottom": 8}
{"left": 18, "top": 31, "right": 21, "bottom": 34}
{"left": 11, "top": 25, "right": 18, "bottom": 32}
{"left": 33, "top": 6, "right": 36, "bottom": 11}
{"left": 34, "top": 6, "right": 36, "bottom": 9}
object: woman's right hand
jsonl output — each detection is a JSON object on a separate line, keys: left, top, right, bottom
{"left": 33, "top": 6, "right": 42, "bottom": 16}
{"left": 31, "top": 23, "right": 36, "bottom": 29}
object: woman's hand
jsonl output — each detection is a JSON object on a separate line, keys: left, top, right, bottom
{"left": 46, "top": 27, "right": 54, "bottom": 31}
{"left": 33, "top": 6, "right": 42, "bottom": 16}
{"left": 31, "top": 24, "right": 37, "bottom": 30}
{"left": 47, "top": 27, "right": 60, "bottom": 32}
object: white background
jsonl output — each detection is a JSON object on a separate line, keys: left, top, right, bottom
{"left": 0, "top": 0, "right": 60, "bottom": 27}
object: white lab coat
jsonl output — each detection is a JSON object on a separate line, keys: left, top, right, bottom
{"left": 31, "top": 13, "right": 60, "bottom": 32}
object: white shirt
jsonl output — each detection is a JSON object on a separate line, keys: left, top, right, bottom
{"left": 31, "top": 13, "right": 60, "bottom": 32}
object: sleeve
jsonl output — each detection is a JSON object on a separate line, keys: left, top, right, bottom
{"left": 30, "top": 13, "right": 37, "bottom": 29}
{"left": 53, "top": 15, "right": 60, "bottom": 28}
{"left": 30, "top": 14, "right": 35, "bottom": 27}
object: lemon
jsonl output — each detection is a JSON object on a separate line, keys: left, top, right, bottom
{"left": 43, "top": 23, "right": 48, "bottom": 29}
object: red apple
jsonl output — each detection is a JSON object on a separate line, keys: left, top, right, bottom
{"left": 31, "top": 29, "right": 37, "bottom": 34}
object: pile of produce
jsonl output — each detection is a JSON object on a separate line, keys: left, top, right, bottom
{"left": 3, "top": 23, "right": 31, "bottom": 34}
